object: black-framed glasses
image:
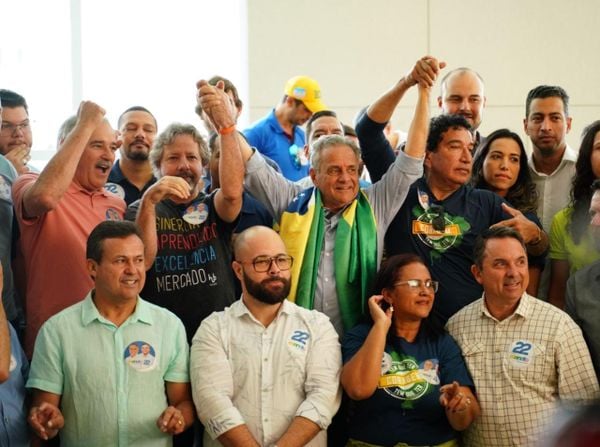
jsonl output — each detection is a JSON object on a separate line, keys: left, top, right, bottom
{"left": 429, "top": 204, "right": 445, "bottom": 232}
{"left": 238, "top": 255, "right": 294, "bottom": 273}
{"left": 394, "top": 279, "right": 439, "bottom": 293}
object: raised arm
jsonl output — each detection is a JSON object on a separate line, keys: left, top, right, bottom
{"left": 241, "top": 141, "right": 303, "bottom": 220}
{"left": 367, "top": 66, "right": 442, "bottom": 228}
{"left": 21, "top": 101, "right": 106, "bottom": 218}
{"left": 341, "top": 296, "right": 391, "bottom": 400}
{"left": 357, "top": 56, "right": 445, "bottom": 182}
{"left": 197, "top": 79, "right": 244, "bottom": 223}
{"left": 367, "top": 55, "right": 441, "bottom": 123}
{"left": 404, "top": 80, "right": 435, "bottom": 159}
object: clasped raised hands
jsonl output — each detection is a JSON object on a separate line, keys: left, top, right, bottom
{"left": 406, "top": 56, "right": 447, "bottom": 88}
{"left": 196, "top": 80, "right": 236, "bottom": 132}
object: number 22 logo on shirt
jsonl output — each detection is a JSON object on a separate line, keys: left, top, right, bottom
{"left": 509, "top": 340, "right": 534, "bottom": 367}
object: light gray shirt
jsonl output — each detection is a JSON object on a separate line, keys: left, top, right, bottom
{"left": 244, "top": 149, "right": 423, "bottom": 335}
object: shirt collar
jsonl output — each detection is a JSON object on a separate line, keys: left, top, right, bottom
{"left": 480, "top": 292, "right": 531, "bottom": 321}
{"left": 68, "top": 180, "right": 112, "bottom": 198}
{"left": 233, "top": 296, "right": 293, "bottom": 319}
{"left": 266, "top": 108, "right": 298, "bottom": 137}
{"left": 81, "top": 291, "right": 154, "bottom": 327}
{"left": 528, "top": 144, "right": 577, "bottom": 175}
{"left": 109, "top": 161, "right": 126, "bottom": 182}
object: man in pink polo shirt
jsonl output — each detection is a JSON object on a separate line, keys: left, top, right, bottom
{"left": 12, "top": 101, "right": 125, "bottom": 356}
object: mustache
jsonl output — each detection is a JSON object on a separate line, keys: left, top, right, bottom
{"left": 262, "top": 277, "right": 287, "bottom": 285}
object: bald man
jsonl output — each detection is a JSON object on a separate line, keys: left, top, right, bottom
{"left": 438, "top": 67, "right": 487, "bottom": 152}
{"left": 191, "top": 226, "right": 341, "bottom": 447}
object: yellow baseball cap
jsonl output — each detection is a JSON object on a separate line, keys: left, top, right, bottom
{"left": 284, "top": 75, "right": 327, "bottom": 113}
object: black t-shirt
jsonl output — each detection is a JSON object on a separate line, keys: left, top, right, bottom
{"left": 386, "top": 179, "right": 509, "bottom": 322}
{"left": 127, "top": 191, "right": 237, "bottom": 342}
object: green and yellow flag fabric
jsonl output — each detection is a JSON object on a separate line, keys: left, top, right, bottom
{"left": 279, "top": 187, "right": 377, "bottom": 330}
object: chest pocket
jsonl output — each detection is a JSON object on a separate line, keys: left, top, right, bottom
{"left": 461, "top": 340, "right": 486, "bottom": 377}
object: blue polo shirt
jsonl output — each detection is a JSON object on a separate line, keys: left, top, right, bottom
{"left": 243, "top": 109, "right": 308, "bottom": 181}
{"left": 107, "top": 161, "right": 156, "bottom": 205}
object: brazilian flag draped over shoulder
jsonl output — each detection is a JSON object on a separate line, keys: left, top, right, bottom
{"left": 279, "top": 187, "right": 377, "bottom": 330}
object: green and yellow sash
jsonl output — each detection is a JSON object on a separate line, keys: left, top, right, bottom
{"left": 279, "top": 187, "right": 377, "bottom": 330}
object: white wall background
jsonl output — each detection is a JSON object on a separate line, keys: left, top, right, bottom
{"left": 246, "top": 0, "right": 600, "bottom": 152}
{"left": 2, "top": 0, "right": 599, "bottom": 166}
{"left": 0, "top": 0, "right": 247, "bottom": 169}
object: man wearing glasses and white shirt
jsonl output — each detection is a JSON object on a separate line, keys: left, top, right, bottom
{"left": 191, "top": 226, "right": 341, "bottom": 447}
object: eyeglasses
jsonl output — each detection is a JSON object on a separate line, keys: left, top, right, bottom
{"left": 0, "top": 120, "right": 31, "bottom": 135}
{"left": 238, "top": 255, "right": 294, "bottom": 273}
{"left": 394, "top": 279, "right": 439, "bottom": 293}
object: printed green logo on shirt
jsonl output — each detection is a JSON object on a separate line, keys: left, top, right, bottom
{"left": 411, "top": 205, "right": 470, "bottom": 260}
{"left": 378, "top": 350, "right": 439, "bottom": 409}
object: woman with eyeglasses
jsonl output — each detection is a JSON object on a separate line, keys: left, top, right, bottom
{"left": 341, "top": 254, "right": 479, "bottom": 447}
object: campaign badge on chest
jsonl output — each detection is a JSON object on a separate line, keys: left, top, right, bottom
{"left": 124, "top": 340, "right": 157, "bottom": 372}
{"left": 508, "top": 340, "right": 534, "bottom": 368}
{"left": 104, "top": 183, "right": 126, "bottom": 200}
{"left": 183, "top": 202, "right": 208, "bottom": 225}
{"left": 105, "top": 208, "right": 121, "bottom": 221}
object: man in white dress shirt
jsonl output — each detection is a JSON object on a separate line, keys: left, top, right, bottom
{"left": 190, "top": 226, "right": 341, "bottom": 447}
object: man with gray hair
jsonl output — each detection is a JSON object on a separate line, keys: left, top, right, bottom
{"left": 232, "top": 73, "right": 436, "bottom": 337}
{"left": 12, "top": 101, "right": 125, "bottom": 356}
{"left": 128, "top": 79, "right": 244, "bottom": 343}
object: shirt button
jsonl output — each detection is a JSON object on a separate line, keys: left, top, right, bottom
{"left": 264, "top": 358, "right": 268, "bottom": 362}
{"left": 324, "top": 278, "right": 329, "bottom": 282}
